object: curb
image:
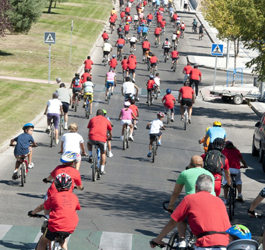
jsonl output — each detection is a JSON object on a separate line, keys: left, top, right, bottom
{"left": 248, "top": 102, "right": 262, "bottom": 118}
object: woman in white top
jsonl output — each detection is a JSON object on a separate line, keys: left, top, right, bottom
{"left": 44, "top": 93, "right": 63, "bottom": 144}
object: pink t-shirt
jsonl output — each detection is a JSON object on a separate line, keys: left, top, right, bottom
{"left": 121, "top": 108, "right": 133, "bottom": 120}
{"left": 106, "top": 72, "right": 116, "bottom": 81}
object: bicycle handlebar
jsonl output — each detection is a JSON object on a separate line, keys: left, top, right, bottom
{"left": 162, "top": 201, "right": 173, "bottom": 214}
{"left": 28, "top": 211, "right": 47, "bottom": 218}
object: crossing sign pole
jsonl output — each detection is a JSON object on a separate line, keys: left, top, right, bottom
{"left": 211, "top": 43, "right": 224, "bottom": 91}
{"left": 44, "top": 32, "right": 56, "bottom": 84}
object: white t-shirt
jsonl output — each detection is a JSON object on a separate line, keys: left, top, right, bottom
{"left": 61, "top": 132, "right": 84, "bottom": 154}
{"left": 122, "top": 81, "right": 135, "bottom": 94}
{"left": 164, "top": 0, "right": 168, "bottom": 4}
{"left": 103, "top": 43, "right": 112, "bottom": 52}
{"left": 154, "top": 77, "right": 160, "bottom": 86}
{"left": 83, "top": 81, "right": 94, "bottom": 93}
{"left": 172, "top": 34, "right": 177, "bottom": 40}
{"left": 163, "top": 41, "right": 171, "bottom": 48}
{"left": 130, "top": 37, "right": 138, "bottom": 42}
{"left": 47, "top": 99, "right": 62, "bottom": 114}
{"left": 149, "top": 119, "right": 164, "bottom": 134}
{"left": 128, "top": 2, "right": 132, "bottom": 7}
{"left": 134, "top": 14, "right": 139, "bottom": 21}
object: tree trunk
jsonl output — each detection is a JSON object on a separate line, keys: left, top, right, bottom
{"left": 54, "top": 1, "right": 57, "bottom": 8}
{"left": 48, "top": 0, "right": 53, "bottom": 13}
{"left": 232, "top": 39, "right": 237, "bottom": 86}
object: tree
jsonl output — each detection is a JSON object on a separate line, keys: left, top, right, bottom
{"left": 47, "top": 0, "right": 68, "bottom": 13}
{"left": 0, "top": 0, "right": 12, "bottom": 37}
{"left": 8, "top": 0, "right": 45, "bottom": 34}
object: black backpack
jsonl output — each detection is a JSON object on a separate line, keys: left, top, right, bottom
{"left": 203, "top": 149, "right": 226, "bottom": 175}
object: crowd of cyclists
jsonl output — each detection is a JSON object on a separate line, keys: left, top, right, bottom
{"left": 7, "top": 0, "right": 265, "bottom": 249}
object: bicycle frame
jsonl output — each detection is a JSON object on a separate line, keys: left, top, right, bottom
{"left": 92, "top": 144, "right": 101, "bottom": 181}
{"left": 123, "top": 123, "right": 130, "bottom": 150}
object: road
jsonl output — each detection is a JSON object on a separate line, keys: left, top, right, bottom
{"left": 0, "top": 3, "right": 263, "bottom": 250}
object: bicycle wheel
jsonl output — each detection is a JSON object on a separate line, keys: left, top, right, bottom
{"left": 166, "top": 231, "right": 179, "bottom": 250}
{"left": 126, "top": 128, "right": 129, "bottom": 148}
{"left": 228, "top": 187, "right": 234, "bottom": 220}
{"left": 59, "top": 117, "right": 62, "bottom": 136}
{"left": 50, "top": 124, "right": 54, "bottom": 147}
{"left": 151, "top": 140, "right": 156, "bottom": 163}
{"left": 92, "top": 150, "right": 97, "bottom": 182}
{"left": 167, "top": 112, "right": 170, "bottom": 124}
{"left": 148, "top": 92, "right": 151, "bottom": 106}
{"left": 184, "top": 111, "right": 188, "bottom": 130}
{"left": 21, "top": 163, "right": 25, "bottom": 187}
{"left": 74, "top": 97, "right": 77, "bottom": 112}
{"left": 123, "top": 128, "right": 127, "bottom": 150}
{"left": 97, "top": 149, "right": 101, "bottom": 179}
{"left": 173, "top": 62, "right": 176, "bottom": 72}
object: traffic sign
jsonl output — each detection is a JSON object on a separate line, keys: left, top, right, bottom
{"left": 211, "top": 43, "right": 223, "bottom": 56}
{"left": 44, "top": 32, "right": 56, "bottom": 44}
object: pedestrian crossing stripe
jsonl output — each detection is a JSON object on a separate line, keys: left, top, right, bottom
{"left": 0, "top": 224, "right": 157, "bottom": 250}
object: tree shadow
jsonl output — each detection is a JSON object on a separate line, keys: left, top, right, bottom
{"left": 0, "top": 50, "right": 13, "bottom": 56}
{"left": 17, "top": 193, "right": 44, "bottom": 199}
{"left": 0, "top": 240, "right": 35, "bottom": 250}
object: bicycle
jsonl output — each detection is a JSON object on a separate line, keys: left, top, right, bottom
{"left": 102, "top": 54, "right": 108, "bottom": 66}
{"left": 74, "top": 92, "right": 81, "bottom": 112}
{"left": 117, "top": 47, "right": 122, "bottom": 61}
{"left": 248, "top": 212, "right": 265, "bottom": 250}
{"left": 84, "top": 94, "right": 92, "bottom": 119}
{"left": 59, "top": 115, "right": 64, "bottom": 136}
{"left": 29, "top": 213, "right": 67, "bottom": 250}
{"left": 49, "top": 119, "right": 55, "bottom": 147}
{"left": 123, "top": 123, "right": 130, "bottom": 150}
{"left": 192, "top": 25, "right": 197, "bottom": 34}
{"left": 183, "top": 104, "right": 189, "bottom": 130}
{"left": 151, "top": 134, "right": 159, "bottom": 163}
{"left": 150, "top": 64, "right": 157, "bottom": 76}
{"left": 227, "top": 174, "right": 237, "bottom": 221}
{"left": 180, "top": 30, "right": 184, "bottom": 39}
{"left": 15, "top": 155, "right": 28, "bottom": 187}
{"left": 106, "top": 86, "right": 112, "bottom": 104}
{"left": 91, "top": 143, "right": 102, "bottom": 181}
{"left": 153, "top": 85, "right": 158, "bottom": 100}
{"left": 147, "top": 90, "right": 154, "bottom": 106}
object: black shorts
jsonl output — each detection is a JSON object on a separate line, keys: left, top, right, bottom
{"left": 181, "top": 98, "right": 193, "bottom": 107}
{"left": 103, "top": 51, "right": 110, "bottom": 56}
{"left": 62, "top": 102, "right": 69, "bottom": 113}
{"left": 149, "top": 131, "right": 162, "bottom": 140}
{"left": 130, "top": 42, "right": 136, "bottom": 46}
{"left": 125, "top": 31, "right": 129, "bottom": 35}
{"left": 143, "top": 48, "right": 149, "bottom": 53}
{"left": 151, "top": 63, "right": 157, "bottom": 67}
{"left": 164, "top": 48, "right": 170, "bottom": 53}
{"left": 110, "top": 22, "right": 115, "bottom": 26}
{"left": 72, "top": 87, "right": 81, "bottom": 94}
{"left": 88, "top": 139, "right": 107, "bottom": 152}
{"left": 129, "top": 68, "right": 135, "bottom": 73}
{"left": 155, "top": 34, "right": 160, "bottom": 37}
{"left": 43, "top": 228, "right": 70, "bottom": 242}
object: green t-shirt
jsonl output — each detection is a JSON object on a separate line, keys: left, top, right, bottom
{"left": 176, "top": 167, "right": 215, "bottom": 195}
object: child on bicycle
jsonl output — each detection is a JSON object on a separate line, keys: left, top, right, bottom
{"left": 102, "top": 109, "right": 114, "bottom": 158}
{"left": 146, "top": 75, "right": 156, "bottom": 103}
{"left": 198, "top": 127, "right": 211, "bottom": 153}
{"left": 147, "top": 112, "right": 165, "bottom": 157}
{"left": 162, "top": 89, "right": 176, "bottom": 122}
{"left": 129, "top": 99, "right": 139, "bottom": 130}
{"left": 222, "top": 141, "right": 247, "bottom": 204}
{"left": 119, "top": 101, "right": 138, "bottom": 142}
{"left": 82, "top": 76, "right": 94, "bottom": 114}
{"left": 10, "top": 123, "right": 37, "bottom": 180}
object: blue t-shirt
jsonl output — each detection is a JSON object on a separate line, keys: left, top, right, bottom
{"left": 206, "top": 127, "right": 226, "bottom": 143}
{"left": 14, "top": 133, "right": 35, "bottom": 156}
{"left": 156, "top": 0, "right": 160, "bottom": 5}
{"left": 142, "top": 27, "right": 149, "bottom": 33}
{"left": 137, "top": 26, "right": 143, "bottom": 33}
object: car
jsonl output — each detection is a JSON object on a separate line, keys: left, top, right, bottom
{"left": 252, "top": 113, "right": 265, "bottom": 172}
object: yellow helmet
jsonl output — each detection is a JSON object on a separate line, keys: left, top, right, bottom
{"left": 126, "top": 22, "right": 129, "bottom": 25}
{"left": 177, "top": 31, "right": 180, "bottom": 34}
{"left": 213, "top": 121, "right": 222, "bottom": 126}
{"left": 206, "top": 127, "right": 211, "bottom": 132}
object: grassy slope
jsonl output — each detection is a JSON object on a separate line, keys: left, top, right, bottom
{"left": 0, "top": 0, "right": 112, "bottom": 145}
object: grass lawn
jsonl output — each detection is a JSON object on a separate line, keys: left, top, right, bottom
{"left": 0, "top": 0, "right": 113, "bottom": 146}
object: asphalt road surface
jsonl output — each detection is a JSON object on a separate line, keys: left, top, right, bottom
{"left": 0, "top": 4, "right": 263, "bottom": 250}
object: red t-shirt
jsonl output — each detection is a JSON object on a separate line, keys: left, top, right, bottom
{"left": 150, "top": 56, "right": 158, "bottom": 64}
{"left": 84, "top": 59, "right": 93, "bottom": 70}
{"left": 190, "top": 68, "right": 202, "bottom": 80}
{"left": 157, "top": 15, "right": 163, "bottom": 23}
{"left": 180, "top": 23, "right": 186, "bottom": 30}
{"left": 171, "top": 191, "right": 230, "bottom": 247}
{"left": 179, "top": 86, "right": 194, "bottom": 99}
{"left": 121, "top": 59, "right": 128, "bottom": 70}
{"left": 147, "top": 14, "right": 153, "bottom": 20}
{"left": 183, "top": 65, "right": 193, "bottom": 74}
{"left": 173, "top": 14, "right": 178, "bottom": 20}
{"left": 129, "top": 104, "right": 139, "bottom": 117}
{"left": 102, "top": 32, "right": 109, "bottom": 40}
{"left": 162, "top": 94, "right": 176, "bottom": 109}
{"left": 109, "top": 58, "right": 118, "bottom": 68}
{"left": 113, "top": 13, "right": 117, "bottom": 21}
{"left": 147, "top": 79, "right": 155, "bottom": 89}
{"left": 72, "top": 78, "right": 82, "bottom": 88}
{"left": 222, "top": 148, "right": 242, "bottom": 169}
{"left": 117, "top": 38, "right": 125, "bottom": 45}
{"left": 126, "top": 16, "right": 132, "bottom": 22}
{"left": 143, "top": 0, "right": 147, "bottom": 6}
{"left": 124, "top": 24, "right": 130, "bottom": 31}
{"left": 109, "top": 15, "right": 116, "bottom": 23}
{"left": 160, "top": 20, "right": 166, "bottom": 28}
{"left": 141, "top": 19, "right": 147, "bottom": 24}
{"left": 142, "top": 41, "right": 150, "bottom": 49}
{"left": 120, "top": 11, "right": 125, "bottom": 18}
{"left": 159, "top": 7, "right": 164, "bottom": 12}
{"left": 125, "top": 7, "right": 130, "bottom": 13}
{"left": 155, "top": 27, "right": 162, "bottom": 35}
{"left": 128, "top": 55, "right": 137, "bottom": 61}
{"left": 44, "top": 192, "right": 81, "bottom": 233}
{"left": 127, "top": 58, "right": 137, "bottom": 70}
{"left": 171, "top": 50, "right": 179, "bottom": 58}
{"left": 81, "top": 72, "right": 92, "bottom": 84}
{"left": 47, "top": 165, "right": 82, "bottom": 198}
{"left": 88, "top": 115, "right": 112, "bottom": 142}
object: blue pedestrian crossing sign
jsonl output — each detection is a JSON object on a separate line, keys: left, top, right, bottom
{"left": 44, "top": 32, "right": 56, "bottom": 44}
{"left": 211, "top": 43, "right": 223, "bottom": 56}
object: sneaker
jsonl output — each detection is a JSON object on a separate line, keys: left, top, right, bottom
{"left": 63, "top": 126, "right": 68, "bottom": 130}
{"left": 171, "top": 118, "right": 174, "bottom": 122}
{"left": 178, "top": 240, "right": 186, "bottom": 248}
{"left": 147, "top": 152, "right": 151, "bottom": 157}
{"left": 134, "top": 125, "right": 137, "bottom": 130}
{"left": 158, "top": 141, "right": 161, "bottom": 146}
{"left": 88, "top": 155, "right": 93, "bottom": 163}
{"left": 56, "top": 139, "right": 59, "bottom": 145}
{"left": 171, "top": 66, "right": 173, "bottom": 69}
{"left": 188, "top": 118, "right": 191, "bottom": 124}
{"left": 71, "top": 104, "right": 74, "bottom": 109}
{"left": 45, "top": 126, "right": 50, "bottom": 133}
{"left": 120, "top": 136, "right": 124, "bottom": 141}
{"left": 248, "top": 209, "right": 257, "bottom": 217}
{"left": 108, "top": 151, "right": 113, "bottom": 158}
{"left": 28, "top": 163, "right": 34, "bottom": 169}
{"left": 129, "top": 136, "right": 134, "bottom": 141}
{"left": 180, "top": 117, "right": 184, "bottom": 122}
{"left": 101, "top": 171, "right": 106, "bottom": 175}
{"left": 237, "top": 194, "right": 244, "bottom": 203}
{"left": 12, "top": 171, "right": 18, "bottom": 180}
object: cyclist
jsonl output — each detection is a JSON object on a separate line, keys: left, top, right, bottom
{"left": 162, "top": 89, "right": 176, "bottom": 122}
{"left": 192, "top": 18, "right": 198, "bottom": 33}
{"left": 81, "top": 69, "right": 92, "bottom": 84}
{"left": 150, "top": 174, "right": 231, "bottom": 249}
{"left": 180, "top": 20, "right": 186, "bottom": 36}
{"left": 121, "top": 55, "right": 128, "bottom": 78}
{"left": 83, "top": 55, "right": 93, "bottom": 73}
{"left": 154, "top": 25, "right": 162, "bottom": 45}
{"left": 172, "top": 11, "right": 178, "bottom": 26}
{"left": 87, "top": 109, "right": 113, "bottom": 174}
{"left": 102, "top": 40, "right": 113, "bottom": 62}
{"left": 160, "top": 18, "right": 166, "bottom": 34}
{"left": 154, "top": 73, "right": 161, "bottom": 93}
{"left": 142, "top": 23, "right": 149, "bottom": 39}
{"left": 102, "top": 30, "right": 109, "bottom": 41}
{"left": 171, "top": 31, "right": 177, "bottom": 47}
{"left": 82, "top": 76, "right": 94, "bottom": 114}
{"left": 176, "top": 16, "right": 181, "bottom": 29}
{"left": 124, "top": 22, "right": 130, "bottom": 41}
{"left": 117, "top": 24, "right": 124, "bottom": 38}
{"left": 109, "top": 55, "right": 118, "bottom": 71}
{"left": 127, "top": 53, "right": 137, "bottom": 82}
{"left": 147, "top": 112, "right": 166, "bottom": 157}
{"left": 129, "top": 99, "right": 139, "bottom": 130}
{"left": 109, "top": 13, "right": 116, "bottom": 31}
{"left": 199, "top": 23, "right": 205, "bottom": 40}
{"left": 70, "top": 73, "right": 82, "bottom": 107}
{"left": 189, "top": 64, "right": 202, "bottom": 97}
{"left": 162, "top": 38, "right": 171, "bottom": 60}
{"left": 198, "top": 126, "right": 211, "bottom": 153}
{"left": 137, "top": 23, "right": 143, "bottom": 39}
{"left": 125, "top": 5, "right": 130, "bottom": 15}
{"left": 146, "top": 75, "right": 156, "bottom": 103}
{"left": 105, "top": 68, "right": 116, "bottom": 101}
{"left": 133, "top": 13, "right": 139, "bottom": 27}
{"left": 56, "top": 83, "right": 71, "bottom": 130}
{"left": 119, "top": 101, "right": 138, "bottom": 141}
{"left": 115, "top": 36, "right": 126, "bottom": 55}
{"left": 126, "top": 14, "right": 133, "bottom": 24}
{"left": 222, "top": 141, "right": 247, "bottom": 204}
{"left": 44, "top": 93, "right": 63, "bottom": 145}
{"left": 129, "top": 35, "right": 138, "bottom": 51}
{"left": 204, "top": 121, "right": 226, "bottom": 150}
{"left": 10, "top": 123, "right": 37, "bottom": 180}
{"left": 178, "top": 81, "right": 195, "bottom": 123}
{"left": 102, "top": 109, "right": 114, "bottom": 158}
{"left": 147, "top": 12, "right": 153, "bottom": 26}
{"left": 142, "top": 38, "right": 151, "bottom": 61}
{"left": 120, "top": 9, "right": 126, "bottom": 24}
{"left": 170, "top": 47, "right": 179, "bottom": 69}
{"left": 28, "top": 173, "right": 81, "bottom": 250}
{"left": 182, "top": 62, "right": 193, "bottom": 83}
{"left": 121, "top": 76, "right": 139, "bottom": 101}
{"left": 149, "top": 52, "right": 159, "bottom": 72}
{"left": 167, "top": 155, "right": 215, "bottom": 211}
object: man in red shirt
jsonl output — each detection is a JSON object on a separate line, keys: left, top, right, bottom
{"left": 182, "top": 62, "right": 193, "bottom": 83}
{"left": 149, "top": 53, "right": 159, "bottom": 72}
{"left": 83, "top": 56, "right": 93, "bottom": 72}
{"left": 178, "top": 82, "right": 195, "bottom": 123}
{"left": 87, "top": 109, "right": 113, "bottom": 174}
{"left": 142, "top": 38, "right": 151, "bottom": 59}
{"left": 127, "top": 54, "right": 137, "bottom": 82}
{"left": 126, "top": 15, "right": 132, "bottom": 24}
{"left": 120, "top": 10, "right": 126, "bottom": 23}
{"left": 121, "top": 55, "right": 128, "bottom": 78}
{"left": 154, "top": 26, "right": 162, "bottom": 45}
{"left": 125, "top": 6, "right": 130, "bottom": 15}
{"left": 180, "top": 21, "right": 186, "bottom": 36}
{"left": 102, "top": 31, "right": 109, "bottom": 41}
{"left": 189, "top": 64, "right": 202, "bottom": 97}
{"left": 150, "top": 174, "right": 231, "bottom": 249}
{"left": 109, "top": 55, "right": 118, "bottom": 71}
{"left": 115, "top": 36, "right": 126, "bottom": 54}
{"left": 109, "top": 14, "right": 116, "bottom": 27}
{"left": 129, "top": 99, "right": 139, "bottom": 130}
{"left": 81, "top": 69, "right": 92, "bottom": 84}
{"left": 160, "top": 18, "right": 166, "bottom": 33}
{"left": 162, "top": 89, "right": 176, "bottom": 122}
{"left": 124, "top": 22, "right": 130, "bottom": 40}
{"left": 29, "top": 173, "right": 81, "bottom": 250}
{"left": 157, "top": 14, "right": 163, "bottom": 25}
{"left": 146, "top": 75, "right": 155, "bottom": 103}
{"left": 147, "top": 13, "right": 153, "bottom": 26}
{"left": 170, "top": 49, "right": 179, "bottom": 69}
